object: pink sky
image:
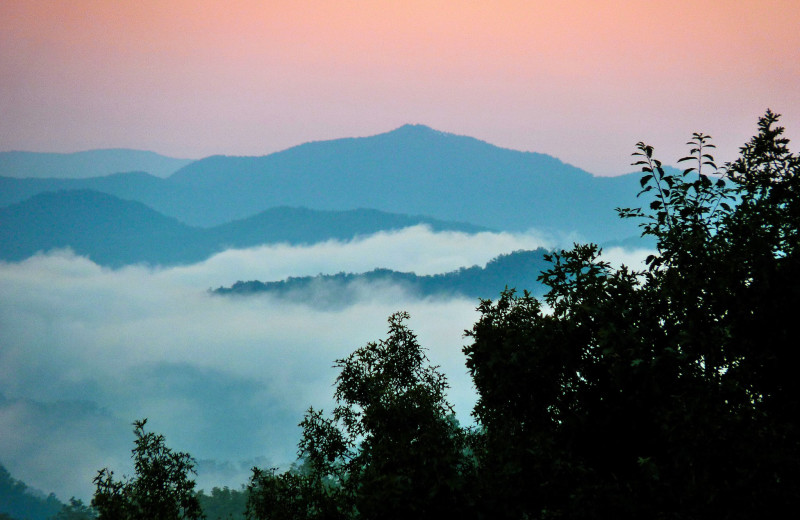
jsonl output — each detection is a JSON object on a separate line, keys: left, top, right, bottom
{"left": 1, "top": 0, "right": 798, "bottom": 175}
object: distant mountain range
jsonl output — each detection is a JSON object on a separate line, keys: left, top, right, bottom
{"left": 0, "top": 190, "right": 487, "bottom": 267}
{"left": 1, "top": 125, "right": 650, "bottom": 243}
{"left": 0, "top": 149, "right": 193, "bottom": 179}
{"left": 0, "top": 125, "right": 663, "bottom": 270}
{"left": 214, "top": 248, "right": 552, "bottom": 305}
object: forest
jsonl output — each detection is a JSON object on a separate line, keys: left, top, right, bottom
{"left": 213, "top": 248, "right": 554, "bottom": 304}
{"left": 3, "top": 111, "right": 798, "bottom": 520}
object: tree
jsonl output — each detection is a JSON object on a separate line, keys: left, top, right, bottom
{"left": 247, "top": 312, "right": 476, "bottom": 520}
{"left": 51, "top": 498, "right": 96, "bottom": 520}
{"left": 463, "top": 111, "right": 800, "bottom": 519}
{"left": 196, "top": 486, "right": 248, "bottom": 520}
{"left": 246, "top": 464, "right": 337, "bottom": 520}
{"left": 92, "top": 419, "right": 203, "bottom": 520}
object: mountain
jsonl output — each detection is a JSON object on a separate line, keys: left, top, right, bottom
{"left": 0, "top": 171, "right": 208, "bottom": 227}
{"left": 1, "top": 126, "right": 648, "bottom": 243}
{"left": 0, "top": 462, "right": 63, "bottom": 520}
{"left": 207, "top": 206, "right": 486, "bottom": 247}
{"left": 0, "top": 190, "right": 202, "bottom": 266}
{"left": 0, "top": 190, "right": 489, "bottom": 267}
{"left": 166, "top": 125, "right": 645, "bottom": 241}
{"left": 0, "top": 149, "right": 193, "bottom": 179}
{"left": 214, "top": 248, "right": 552, "bottom": 306}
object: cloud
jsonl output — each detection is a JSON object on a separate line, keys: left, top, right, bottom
{"left": 162, "top": 224, "right": 555, "bottom": 287}
{"left": 0, "top": 392, "right": 131, "bottom": 501}
{"left": 599, "top": 246, "right": 654, "bottom": 271}
{"left": 5, "top": 226, "right": 548, "bottom": 501}
{"left": 0, "top": 227, "right": 652, "bottom": 502}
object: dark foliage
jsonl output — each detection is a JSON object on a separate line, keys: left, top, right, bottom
{"left": 51, "top": 498, "right": 96, "bottom": 520}
{"left": 196, "top": 487, "right": 247, "bottom": 520}
{"left": 463, "top": 110, "right": 800, "bottom": 518}
{"left": 247, "top": 313, "right": 478, "bottom": 520}
{"left": 92, "top": 419, "right": 203, "bottom": 520}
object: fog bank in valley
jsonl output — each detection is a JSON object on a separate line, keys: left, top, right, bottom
{"left": 0, "top": 226, "right": 650, "bottom": 501}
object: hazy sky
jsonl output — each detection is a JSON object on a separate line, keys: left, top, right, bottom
{"left": 1, "top": 0, "right": 798, "bottom": 175}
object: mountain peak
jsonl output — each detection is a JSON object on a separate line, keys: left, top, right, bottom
{"left": 388, "top": 124, "right": 446, "bottom": 136}
{"left": 394, "top": 123, "right": 435, "bottom": 131}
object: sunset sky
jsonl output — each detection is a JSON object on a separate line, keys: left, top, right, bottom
{"left": 1, "top": 1, "right": 798, "bottom": 174}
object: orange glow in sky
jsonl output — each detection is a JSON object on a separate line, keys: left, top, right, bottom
{"left": 1, "top": 0, "right": 798, "bottom": 174}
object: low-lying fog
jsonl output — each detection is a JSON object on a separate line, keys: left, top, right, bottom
{"left": 0, "top": 225, "right": 651, "bottom": 500}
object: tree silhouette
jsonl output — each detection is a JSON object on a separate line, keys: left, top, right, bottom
{"left": 92, "top": 419, "right": 203, "bottom": 520}
{"left": 464, "top": 110, "right": 800, "bottom": 519}
{"left": 247, "top": 312, "right": 476, "bottom": 520}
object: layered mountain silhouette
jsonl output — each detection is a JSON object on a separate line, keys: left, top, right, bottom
{"left": 0, "top": 149, "right": 192, "bottom": 179}
{"left": 0, "top": 125, "right": 647, "bottom": 243}
{"left": 0, "top": 190, "right": 487, "bottom": 267}
{"left": 214, "top": 248, "right": 552, "bottom": 306}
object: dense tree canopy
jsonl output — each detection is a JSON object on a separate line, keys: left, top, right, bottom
{"left": 247, "top": 312, "right": 477, "bottom": 520}
{"left": 92, "top": 419, "right": 203, "bottom": 520}
{"left": 51, "top": 498, "right": 96, "bottom": 520}
{"left": 464, "top": 110, "right": 800, "bottom": 518}
{"left": 196, "top": 487, "right": 247, "bottom": 520}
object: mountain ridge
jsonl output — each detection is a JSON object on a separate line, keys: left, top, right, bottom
{"left": 0, "top": 190, "right": 489, "bottom": 267}
{"left": 161, "top": 124, "right": 637, "bottom": 240}
{"left": 0, "top": 125, "right": 651, "bottom": 242}
{"left": 0, "top": 149, "right": 193, "bottom": 179}
{"left": 213, "top": 248, "right": 552, "bottom": 307}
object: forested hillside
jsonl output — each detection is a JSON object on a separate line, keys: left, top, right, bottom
{"left": 215, "top": 248, "right": 552, "bottom": 304}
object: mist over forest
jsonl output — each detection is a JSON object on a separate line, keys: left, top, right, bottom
{"left": 0, "top": 232, "right": 651, "bottom": 515}
{"left": 2, "top": 113, "right": 797, "bottom": 519}
{"left": 0, "top": 227, "right": 569, "bottom": 500}
{"left": 0, "top": 125, "right": 659, "bottom": 509}
{"left": 3, "top": 0, "right": 799, "bottom": 517}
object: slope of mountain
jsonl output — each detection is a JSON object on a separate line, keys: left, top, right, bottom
{"left": 167, "top": 124, "right": 644, "bottom": 241}
{"left": 0, "top": 461, "right": 64, "bottom": 520}
{"left": 1, "top": 126, "right": 648, "bottom": 243}
{"left": 0, "top": 190, "right": 489, "bottom": 267}
{"left": 0, "top": 190, "right": 203, "bottom": 266}
{"left": 214, "top": 248, "right": 552, "bottom": 306}
{"left": 1, "top": 170, "right": 159, "bottom": 204}
{"left": 0, "top": 171, "right": 207, "bottom": 226}
{"left": 207, "top": 206, "right": 486, "bottom": 247}
{"left": 0, "top": 149, "right": 193, "bottom": 179}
